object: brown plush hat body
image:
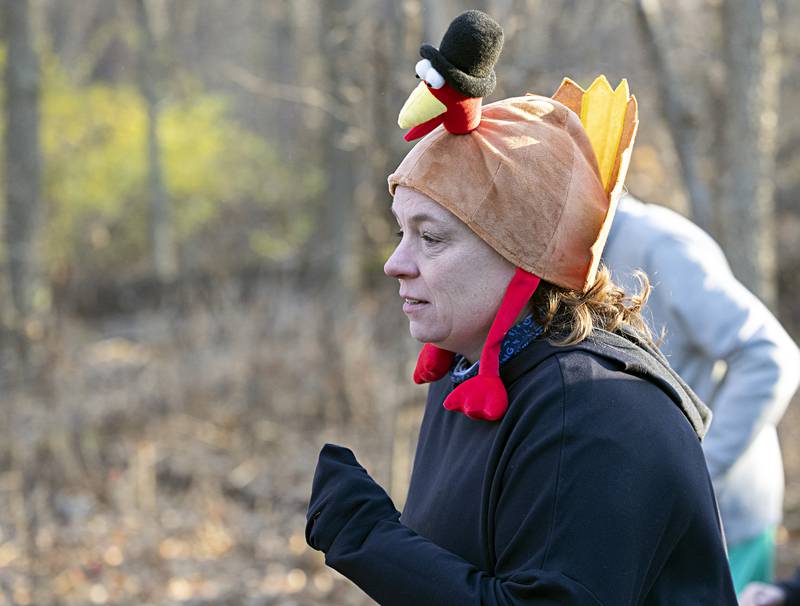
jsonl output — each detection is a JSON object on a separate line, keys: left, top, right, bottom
{"left": 391, "top": 93, "right": 616, "bottom": 292}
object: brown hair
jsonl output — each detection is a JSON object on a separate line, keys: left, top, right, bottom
{"left": 527, "top": 265, "right": 655, "bottom": 347}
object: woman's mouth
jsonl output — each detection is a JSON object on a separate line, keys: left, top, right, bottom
{"left": 403, "top": 298, "right": 429, "bottom": 313}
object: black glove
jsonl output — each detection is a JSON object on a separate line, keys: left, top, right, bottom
{"left": 306, "top": 443, "right": 400, "bottom": 554}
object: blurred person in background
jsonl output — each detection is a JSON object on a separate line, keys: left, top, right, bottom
{"left": 603, "top": 194, "right": 800, "bottom": 595}
{"left": 740, "top": 568, "right": 800, "bottom": 605}
{"left": 304, "top": 10, "right": 737, "bottom": 604}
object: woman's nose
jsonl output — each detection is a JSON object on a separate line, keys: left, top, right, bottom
{"left": 384, "top": 241, "right": 418, "bottom": 279}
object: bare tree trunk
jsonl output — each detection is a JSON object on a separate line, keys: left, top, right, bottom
{"left": 314, "top": 0, "right": 369, "bottom": 422}
{"left": 370, "top": 0, "right": 405, "bottom": 196}
{"left": 264, "top": 0, "right": 300, "bottom": 143}
{"left": 632, "top": 0, "right": 716, "bottom": 234}
{"left": 421, "top": 0, "right": 451, "bottom": 43}
{"left": 134, "top": 0, "right": 176, "bottom": 281}
{"left": 54, "top": 0, "right": 102, "bottom": 72}
{"left": 719, "top": 0, "right": 781, "bottom": 306}
{"left": 3, "top": 0, "right": 44, "bottom": 365}
{"left": 320, "top": 0, "right": 362, "bottom": 311}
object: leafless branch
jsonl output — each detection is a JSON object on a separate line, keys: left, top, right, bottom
{"left": 220, "top": 61, "right": 349, "bottom": 121}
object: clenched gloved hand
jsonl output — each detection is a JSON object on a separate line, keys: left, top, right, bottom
{"left": 306, "top": 443, "right": 400, "bottom": 555}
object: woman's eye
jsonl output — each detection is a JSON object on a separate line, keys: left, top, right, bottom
{"left": 395, "top": 230, "right": 403, "bottom": 239}
{"left": 421, "top": 233, "right": 440, "bottom": 244}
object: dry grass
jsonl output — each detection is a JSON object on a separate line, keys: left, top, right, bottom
{"left": 0, "top": 281, "right": 423, "bottom": 606}
{"left": 0, "top": 279, "right": 798, "bottom": 604}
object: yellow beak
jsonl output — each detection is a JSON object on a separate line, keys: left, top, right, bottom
{"left": 398, "top": 81, "right": 448, "bottom": 129}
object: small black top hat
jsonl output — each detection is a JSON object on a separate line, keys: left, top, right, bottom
{"left": 419, "top": 10, "right": 504, "bottom": 99}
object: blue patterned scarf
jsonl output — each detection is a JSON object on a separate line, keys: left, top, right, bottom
{"left": 450, "top": 314, "right": 544, "bottom": 386}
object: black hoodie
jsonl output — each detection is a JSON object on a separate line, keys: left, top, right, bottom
{"left": 321, "top": 329, "right": 738, "bottom": 605}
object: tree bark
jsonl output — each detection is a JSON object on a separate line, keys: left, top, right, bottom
{"left": 134, "top": 0, "right": 176, "bottom": 280}
{"left": 369, "top": 0, "right": 405, "bottom": 201}
{"left": 320, "top": 0, "right": 362, "bottom": 311}
{"left": 632, "top": 0, "right": 715, "bottom": 234}
{"left": 719, "top": 0, "right": 781, "bottom": 306}
{"left": 312, "top": 0, "right": 373, "bottom": 422}
{"left": 421, "top": 0, "right": 451, "bottom": 43}
{"left": 3, "top": 0, "right": 44, "bottom": 360}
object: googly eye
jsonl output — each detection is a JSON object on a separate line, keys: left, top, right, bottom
{"left": 425, "top": 67, "right": 445, "bottom": 89}
{"left": 415, "top": 59, "right": 433, "bottom": 80}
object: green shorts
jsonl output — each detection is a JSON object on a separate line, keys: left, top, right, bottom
{"left": 728, "top": 527, "right": 776, "bottom": 596}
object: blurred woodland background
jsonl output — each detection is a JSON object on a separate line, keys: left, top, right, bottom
{"left": 1, "top": 0, "right": 799, "bottom": 604}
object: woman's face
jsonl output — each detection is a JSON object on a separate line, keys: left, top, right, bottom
{"left": 384, "top": 187, "right": 515, "bottom": 362}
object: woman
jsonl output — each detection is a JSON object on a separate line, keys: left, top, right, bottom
{"left": 306, "top": 11, "right": 737, "bottom": 604}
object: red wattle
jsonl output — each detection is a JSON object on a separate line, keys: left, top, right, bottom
{"left": 405, "top": 115, "right": 445, "bottom": 142}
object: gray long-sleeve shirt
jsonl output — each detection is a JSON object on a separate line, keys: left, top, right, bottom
{"left": 603, "top": 195, "right": 800, "bottom": 545}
